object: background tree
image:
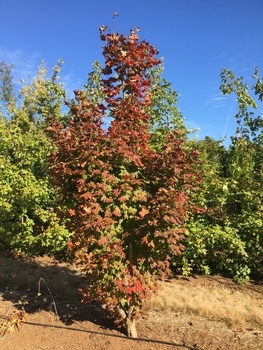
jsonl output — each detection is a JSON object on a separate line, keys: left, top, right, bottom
{"left": 48, "top": 27, "right": 202, "bottom": 337}
{"left": 219, "top": 67, "right": 263, "bottom": 277}
{"left": 172, "top": 67, "right": 263, "bottom": 282}
{"left": 0, "top": 61, "right": 15, "bottom": 106}
{"left": 0, "top": 60, "right": 72, "bottom": 255}
{"left": 146, "top": 61, "right": 189, "bottom": 151}
{"left": 171, "top": 136, "right": 248, "bottom": 280}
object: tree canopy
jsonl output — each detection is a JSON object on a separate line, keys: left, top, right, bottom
{"left": 0, "top": 25, "right": 263, "bottom": 338}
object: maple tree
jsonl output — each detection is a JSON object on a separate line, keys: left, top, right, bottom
{"left": 47, "top": 27, "right": 201, "bottom": 337}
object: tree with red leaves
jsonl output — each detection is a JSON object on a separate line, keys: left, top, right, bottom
{"left": 47, "top": 27, "right": 201, "bottom": 337}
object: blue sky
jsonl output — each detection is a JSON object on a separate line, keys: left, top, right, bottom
{"left": 1, "top": 0, "right": 262, "bottom": 144}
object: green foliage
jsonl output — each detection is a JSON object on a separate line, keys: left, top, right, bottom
{"left": 177, "top": 67, "right": 263, "bottom": 281}
{"left": 173, "top": 220, "right": 250, "bottom": 283}
{"left": 191, "top": 137, "right": 229, "bottom": 225}
{"left": 0, "top": 61, "right": 72, "bottom": 256}
{"left": 146, "top": 61, "right": 188, "bottom": 150}
{"left": 219, "top": 67, "right": 263, "bottom": 275}
{"left": 224, "top": 138, "right": 263, "bottom": 272}
{"left": 84, "top": 60, "right": 106, "bottom": 105}
{"left": 179, "top": 127, "right": 263, "bottom": 281}
{"left": 173, "top": 67, "right": 263, "bottom": 283}
{"left": 171, "top": 136, "right": 253, "bottom": 283}
{"left": 220, "top": 67, "right": 263, "bottom": 142}
{"left": 0, "top": 61, "right": 15, "bottom": 106}
{"left": 6, "top": 59, "right": 68, "bottom": 128}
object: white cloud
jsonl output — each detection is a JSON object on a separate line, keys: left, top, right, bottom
{"left": 0, "top": 48, "right": 86, "bottom": 98}
{"left": 205, "top": 94, "right": 228, "bottom": 109}
{"left": 0, "top": 48, "right": 41, "bottom": 84}
{"left": 62, "top": 73, "right": 84, "bottom": 98}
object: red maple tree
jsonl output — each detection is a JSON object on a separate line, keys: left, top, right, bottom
{"left": 47, "top": 27, "right": 201, "bottom": 337}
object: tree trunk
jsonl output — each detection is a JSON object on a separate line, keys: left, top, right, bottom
{"left": 117, "top": 305, "right": 138, "bottom": 338}
{"left": 126, "top": 316, "right": 137, "bottom": 338}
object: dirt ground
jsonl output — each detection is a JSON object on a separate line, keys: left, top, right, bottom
{"left": 0, "top": 254, "right": 263, "bottom": 350}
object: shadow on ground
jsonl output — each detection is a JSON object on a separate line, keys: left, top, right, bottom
{"left": 0, "top": 253, "right": 199, "bottom": 349}
{"left": 0, "top": 253, "right": 119, "bottom": 330}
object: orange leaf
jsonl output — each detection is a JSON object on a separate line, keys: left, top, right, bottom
{"left": 139, "top": 207, "right": 149, "bottom": 218}
{"left": 83, "top": 206, "right": 92, "bottom": 214}
{"left": 148, "top": 241, "right": 155, "bottom": 248}
{"left": 141, "top": 236, "right": 148, "bottom": 244}
{"left": 113, "top": 207, "right": 121, "bottom": 217}
{"left": 68, "top": 209, "right": 75, "bottom": 216}
{"left": 98, "top": 236, "right": 108, "bottom": 246}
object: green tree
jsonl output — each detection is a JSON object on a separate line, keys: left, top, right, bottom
{"left": 146, "top": 61, "right": 188, "bottom": 151}
{"left": 220, "top": 67, "right": 263, "bottom": 142}
{"left": 219, "top": 67, "right": 263, "bottom": 277}
{"left": 172, "top": 137, "right": 249, "bottom": 281}
{"left": 0, "top": 60, "right": 72, "bottom": 255}
{"left": 0, "top": 61, "right": 15, "bottom": 107}
{"left": 176, "top": 68, "right": 263, "bottom": 282}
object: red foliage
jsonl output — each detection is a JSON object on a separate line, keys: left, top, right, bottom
{"left": 47, "top": 27, "right": 201, "bottom": 327}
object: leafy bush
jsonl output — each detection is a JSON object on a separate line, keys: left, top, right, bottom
{"left": 173, "top": 220, "right": 250, "bottom": 283}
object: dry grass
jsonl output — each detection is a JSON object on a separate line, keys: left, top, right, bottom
{"left": 0, "top": 309, "right": 26, "bottom": 339}
{"left": 1, "top": 254, "right": 263, "bottom": 332}
{"left": 148, "top": 276, "right": 263, "bottom": 330}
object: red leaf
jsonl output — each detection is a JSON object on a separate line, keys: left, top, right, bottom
{"left": 98, "top": 236, "right": 108, "bottom": 246}
{"left": 68, "top": 209, "right": 76, "bottom": 216}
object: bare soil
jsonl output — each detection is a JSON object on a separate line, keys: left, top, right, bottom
{"left": 0, "top": 254, "right": 263, "bottom": 350}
